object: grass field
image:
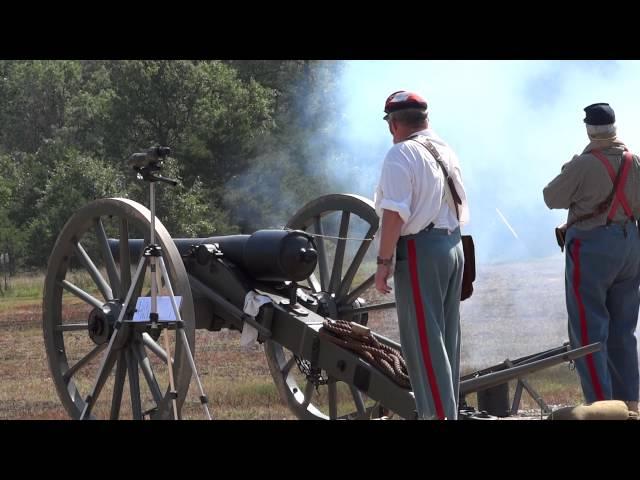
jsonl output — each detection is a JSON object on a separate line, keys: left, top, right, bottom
{"left": 0, "top": 255, "right": 589, "bottom": 420}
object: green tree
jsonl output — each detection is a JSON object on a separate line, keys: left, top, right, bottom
{"left": 25, "top": 149, "right": 126, "bottom": 266}
{"left": 104, "top": 60, "right": 276, "bottom": 184}
{"left": 0, "top": 154, "right": 22, "bottom": 273}
{"left": 0, "top": 60, "right": 345, "bottom": 268}
{"left": 0, "top": 61, "right": 84, "bottom": 153}
{"left": 0, "top": 60, "right": 117, "bottom": 257}
{"left": 102, "top": 60, "right": 278, "bottom": 238}
{"left": 125, "top": 157, "right": 239, "bottom": 238}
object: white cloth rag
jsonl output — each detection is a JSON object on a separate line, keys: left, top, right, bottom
{"left": 240, "top": 291, "right": 273, "bottom": 347}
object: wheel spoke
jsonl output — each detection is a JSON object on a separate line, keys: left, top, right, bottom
{"left": 282, "top": 355, "right": 296, "bottom": 378}
{"left": 307, "top": 274, "right": 321, "bottom": 294}
{"left": 60, "top": 280, "right": 104, "bottom": 310}
{"left": 126, "top": 259, "right": 148, "bottom": 315}
{"left": 142, "top": 332, "right": 169, "bottom": 364}
{"left": 342, "top": 274, "right": 375, "bottom": 306}
{"left": 95, "top": 218, "right": 121, "bottom": 298}
{"left": 119, "top": 218, "right": 131, "bottom": 300}
{"left": 266, "top": 194, "right": 382, "bottom": 420}
{"left": 73, "top": 241, "right": 113, "bottom": 301}
{"left": 313, "top": 216, "right": 329, "bottom": 291}
{"left": 125, "top": 347, "right": 143, "bottom": 420}
{"left": 82, "top": 347, "right": 118, "bottom": 417}
{"left": 301, "top": 380, "right": 315, "bottom": 409}
{"left": 63, "top": 343, "right": 107, "bottom": 383}
{"left": 328, "top": 211, "right": 350, "bottom": 294}
{"left": 133, "top": 340, "right": 164, "bottom": 407}
{"left": 336, "top": 225, "right": 376, "bottom": 301}
{"left": 110, "top": 351, "right": 127, "bottom": 420}
{"left": 338, "top": 302, "right": 396, "bottom": 315}
{"left": 55, "top": 323, "right": 89, "bottom": 332}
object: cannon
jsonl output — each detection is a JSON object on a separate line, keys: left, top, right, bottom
{"left": 43, "top": 193, "right": 599, "bottom": 420}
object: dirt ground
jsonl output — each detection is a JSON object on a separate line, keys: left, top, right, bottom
{"left": 1, "top": 255, "right": 587, "bottom": 420}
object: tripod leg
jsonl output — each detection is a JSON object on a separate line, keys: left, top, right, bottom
{"left": 162, "top": 327, "right": 180, "bottom": 420}
{"left": 79, "top": 255, "right": 147, "bottom": 420}
{"left": 177, "top": 326, "right": 212, "bottom": 420}
{"left": 156, "top": 256, "right": 183, "bottom": 419}
{"left": 142, "top": 250, "right": 177, "bottom": 417}
{"left": 150, "top": 256, "right": 158, "bottom": 329}
{"left": 125, "top": 346, "right": 143, "bottom": 420}
{"left": 133, "top": 337, "right": 164, "bottom": 408}
{"left": 158, "top": 256, "right": 212, "bottom": 420}
{"left": 155, "top": 264, "right": 164, "bottom": 295}
{"left": 158, "top": 257, "right": 185, "bottom": 324}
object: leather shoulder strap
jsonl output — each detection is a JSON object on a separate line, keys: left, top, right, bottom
{"left": 408, "top": 135, "right": 462, "bottom": 220}
{"left": 567, "top": 151, "right": 629, "bottom": 228}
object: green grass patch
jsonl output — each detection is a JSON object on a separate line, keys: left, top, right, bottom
{"left": 0, "top": 273, "right": 45, "bottom": 300}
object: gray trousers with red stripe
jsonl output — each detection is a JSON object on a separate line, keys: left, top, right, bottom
{"left": 565, "top": 223, "right": 640, "bottom": 404}
{"left": 394, "top": 227, "right": 464, "bottom": 420}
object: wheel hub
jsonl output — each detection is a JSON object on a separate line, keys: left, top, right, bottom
{"left": 315, "top": 292, "right": 338, "bottom": 318}
{"left": 342, "top": 297, "right": 369, "bottom": 326}
{"left": 313, "top": 292, "right": 368, "bottom": 326}
{"left": 87, "top": 301, "right": 122, "bottom": 345}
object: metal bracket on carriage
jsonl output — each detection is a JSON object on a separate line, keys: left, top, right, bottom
{"left": 278, "top": 292, "right": 309, "bottom": 317}
{"left": 190, "top": 243, "right": 223, "bottom": 265}
{"left": 272, "top": 281, "right": 309, "bottom": 316}
{"left": 294, "top": 287, "right": 318, "bottom": 307}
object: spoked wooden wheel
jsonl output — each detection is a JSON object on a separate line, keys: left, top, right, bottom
{"left": 265, "top": 194, "right": 396, "bottom": 419}
{"left": 43, "top": 198, "right": 195, "bottom": 419}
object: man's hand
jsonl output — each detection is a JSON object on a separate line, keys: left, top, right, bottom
{"left": 375, "top": 264, "right": 393, "bottom": 294}
{"left": 375, "top": 209, "right": 403, "bottom": 295}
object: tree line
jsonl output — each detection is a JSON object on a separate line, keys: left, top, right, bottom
{"left": 0, "top": 60, "right": 342, "bottom": 270}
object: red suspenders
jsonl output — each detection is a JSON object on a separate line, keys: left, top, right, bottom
{"left": 591, "top": 150, "right": 635, "bottom": 224}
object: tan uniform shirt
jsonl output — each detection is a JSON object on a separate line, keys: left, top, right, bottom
{"left": 543, "top": 138, "right": 640, "bottom": 230}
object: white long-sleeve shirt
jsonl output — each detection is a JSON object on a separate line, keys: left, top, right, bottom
{"left": 374, "top": 128, "right": 469, "bottom": 236}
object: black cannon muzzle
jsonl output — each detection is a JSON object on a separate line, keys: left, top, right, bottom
{"left": 192, "top": 229, "right": 318, "bottom": 282}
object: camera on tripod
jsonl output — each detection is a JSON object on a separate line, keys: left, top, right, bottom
{"left": 128, "top": 146, "right": 171, "bottom": 171}
{"left": 127, "top": 146, "right": 178, "bottom": 186}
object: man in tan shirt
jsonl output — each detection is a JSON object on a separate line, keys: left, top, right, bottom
{"left": 544, "top": 103, "right": 640, "bottom": 412}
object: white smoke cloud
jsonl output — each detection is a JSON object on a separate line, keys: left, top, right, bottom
{"left": 331, "top": 60, "right": 640, "bottom": 263}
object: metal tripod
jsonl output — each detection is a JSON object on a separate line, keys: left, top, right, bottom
{"left": 79, "top": 150, "right": 211, "bottom": 420}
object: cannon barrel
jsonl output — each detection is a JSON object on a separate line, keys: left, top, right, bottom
{"left": 109, "top": 229, "right": 318, "bottom": 283}
{"left": 459, "top": 342, "right": 601, "bottom": 395}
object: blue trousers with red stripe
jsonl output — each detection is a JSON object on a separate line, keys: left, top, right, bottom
{"left": 565, "top": 223, "right": 640, "bottom": 404}
{"left": 394, "top": 227, "right": 464, "bottom": 420}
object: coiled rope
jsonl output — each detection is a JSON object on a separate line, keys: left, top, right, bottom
{"left": 319, "top": 319, "right": 411, "bottom": 389}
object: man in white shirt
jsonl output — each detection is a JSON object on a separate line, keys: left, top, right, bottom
{"left": 374, "top": 90, "right": 469, "bottom": 419}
